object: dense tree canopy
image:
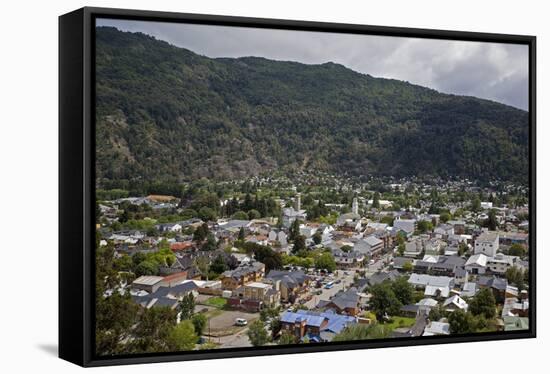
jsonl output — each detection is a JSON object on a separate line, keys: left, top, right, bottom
{"left": 96, "top": 27, "right": 529, "bottom": 188}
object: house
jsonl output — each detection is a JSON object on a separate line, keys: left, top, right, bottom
{"left": 268, "top": 230, "right": 289, "bottom": 247}
{"left": 282, "top": 207, "right": 307, "bottom": 228}
{"left": 280, "top": 310, "right": 356, "bottom": 342}
{"left": 502, "top": 297, "right": 529, "bottom": 317}
{"left": 228, "top": 282, "right": 280, "bottom": 312}
{"left": 408, "top": 273, "right": 454, "bottom": 298}
{"left": 434, "top": 224, "right": 454, "bottom": 239}
{"left": 461, "top": 282, "right": 478, "bottom": 298}
{"left": 365, "top": 222, "right": 388, "bottom": 234}
{"left": 448, "top": 220, "right": 466, "bottom": 235}
{"left": 220, "top": 261, "right": 266, "bottom": 290}
{"left": 443, "top": 295, "right": 468, "bottom": 312}
{"left": 131, "top": 280, "right": 199, "bottom": 310}
{"left": 232, "top": 253, "right": 252, "bottom": 265}
{"left": 392, "top": 257, "right": 413, "bottom": 271}
{"left": 498, "top": 232, "right": 528, "bottom": 247}
{"left": 474, "top": 231, "right": 499, "bottom": 257}
{"left": 332, "top": 249, "right": 365, "bottom": 268}
{"left": 400, "top": 298, "right": 437, "bottom": 317}
{"left": 413, "top": 260, "right": 433, "bottom": 274}
{"left": 318, "top": 287, "right": 360, "bottom": 316}
{"left": 424, "top": 238, "right": 444, "bottom": 255}
{"left": 245, "top": 234, "right": 269, "bottom": 246}
{"left": 367, "top": 270, "right": 400, "bottom": 287}
{"left": 368, "top": 199, "right": 393, "bottom": 209}
{"left": 337, "top": 212, "right": 361, "bottom": 230}
{"left": 282, "top": 194, "right": 307, "bottom": 228}
{"left": 155, "top": 222, "right": 182, "bottom": 233}
{"left": 354, "top": 235, "right": 383, "bottom": 257}
{"left": 265, "top": 269, "right": 310, "bottom": 303}
{"left": 477, "top": 276, "right": 508, "bottom": 302}
{"left": 131, "top": 275, "right": 164, "bottom": 293}
{"left": 218, "top": 219, "right": 252, "bottom": 234}
{"left": 454, "top": 267, "right": 469, "bottom": 285}
{"left": 300, "top": 225, "right": 318, "bottom": 238}
{"left": 404, "top": 239, "right": 423, "bottom": 258}
{"left": 465, "top": 253, "right": 489, "bottom": 275}
{"left": 169, "top": 241, "right": 194, "bottom": 252}
{"left": 393, "top": 219, "right": 416, "bottom": 236}
{"left": 430, "top": 256, "right": 466, "bottom": 276}
{"left": 480, "top": 201, "right": 493, "bottom": 209}
{"left": 422, "top": 321, "right": 450, "bottom": 336}
{"left": 486, "top": 253, "right": 517, "bottom": 274}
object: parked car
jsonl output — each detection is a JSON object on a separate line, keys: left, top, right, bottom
{"left": 235, "top": 318, "right": 248, "bottom": 326}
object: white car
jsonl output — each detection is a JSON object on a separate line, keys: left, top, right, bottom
{"left": 235, "top": 318, "right": 248, "bottom": 326}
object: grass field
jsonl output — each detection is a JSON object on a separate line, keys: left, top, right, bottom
{"left": 205, "top": 296, "right": 228, "bottom": 309}
{"left": 384, "top": 316, "right": 416, "bottom": 331}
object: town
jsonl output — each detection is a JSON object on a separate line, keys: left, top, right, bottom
{"left": 95, "top": 172, "right": 530, "bottom": 354}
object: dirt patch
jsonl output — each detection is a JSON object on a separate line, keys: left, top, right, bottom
{"left": 204, "top": 310, "right": 260, "bottom": 337}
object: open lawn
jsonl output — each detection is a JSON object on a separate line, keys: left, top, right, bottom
{"left": 384, "top": 316, "right": 416, "bottom": 331}
{"left": 205, "top": 296, "right": 228, "bottom": 309}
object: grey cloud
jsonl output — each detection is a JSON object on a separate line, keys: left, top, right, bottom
{"left": 96, "top": 18, "right": 529, "bottom": 110}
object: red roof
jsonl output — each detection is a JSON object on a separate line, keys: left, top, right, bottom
{"left": 162, "top": 271, "right": 188, "bottom": 282}
{"left": 170, "top": 242, "right": 193, "bottom": 251}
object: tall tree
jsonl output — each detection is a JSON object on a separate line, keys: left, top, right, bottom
{"left": 448, "top": 310, "right": 477, "bottom": 334}
{"left": 166, "top": 320, "right": 197, "bottom": 351}
{"left": 469, "top": 288, "right": 496, "bottom": 319}
{"left": 178, "top": 293, "right": 196, "bottom": 321}
{"left": 369, "top": 282, "right": 402, "bottom": 320}
{"left": 391, "top": 277, "right": 414, "bottom": 305}
{"left": 191, "top": 313, "right": 207, "bottom": 337}
{"left": 247, "top": 320, "right": 270, "bottom": 346}
{"left": 372, "top": 192, "right": 381, "bottom": 209}
{"left": 292, "top": 235, "right": 306, "bottom": 253}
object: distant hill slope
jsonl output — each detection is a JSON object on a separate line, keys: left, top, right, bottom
{"left": 95, "top": 27, "right": 529, "bottom": 186}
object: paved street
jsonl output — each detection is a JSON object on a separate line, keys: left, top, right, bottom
{"left": 214, "top": 328, "right": 252, "bottom": 348}
{"left": 302, "top": 270, "right": 356, "bottom": 309}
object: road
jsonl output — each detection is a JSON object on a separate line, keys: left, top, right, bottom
{"left": 366, "top": 253, "right": 393, "bottom": 275}
{"left": 302, "top": 270, "right": 356, "bottom": 309}
{"left": 214, "top": 327, "right": 252, "bottom": 348}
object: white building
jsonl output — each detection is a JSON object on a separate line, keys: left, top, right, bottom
{"left": 486, "top": 253, "right": 517, "bottom": 274}
{"left": 465, "top": 253, "right": 489, "bottom": 275}
{"left": 474, "top": 231, "right": 499, "bottom": 257}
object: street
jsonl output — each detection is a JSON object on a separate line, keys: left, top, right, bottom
{"left": 302, "top": 270, "right": 357, "bottom": 309}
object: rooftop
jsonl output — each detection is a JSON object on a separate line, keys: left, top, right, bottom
{"left": 132, "top": 275, "right": 164, "bottom": 286}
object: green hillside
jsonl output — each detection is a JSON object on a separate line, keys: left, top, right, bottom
{"left": 95, "top": 27, "right": 529, "bottom": 187}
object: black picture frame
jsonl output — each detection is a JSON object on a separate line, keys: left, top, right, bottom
{"left": 59, "top": 6, "right": 537, "bottom": 367}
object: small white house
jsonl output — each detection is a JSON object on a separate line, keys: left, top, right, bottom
{"left": 465, "top": 253, "right": 489, "bottom": 275}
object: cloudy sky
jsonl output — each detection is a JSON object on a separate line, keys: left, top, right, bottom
{"left": 97, "top": 18, "right": 529, "bottom": 110}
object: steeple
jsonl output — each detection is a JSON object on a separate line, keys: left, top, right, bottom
{"left": 352, "top": 197, "right": 359, "bottom": 215}
{"left": 296, "top": 193, "right": 301, "bottom": 211}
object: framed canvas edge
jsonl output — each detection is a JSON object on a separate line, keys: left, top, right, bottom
{"left": 58, "top": 6, "right": 537, "bottom": 367}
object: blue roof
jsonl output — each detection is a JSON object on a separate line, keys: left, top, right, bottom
{"left": 282, "top": 310, "right": 355, "bottom": 333}
{"left": 324, "top": 315, "right": 355, "bottom": 334}
{"left": 280, "top": 311, "right": 324, "bottom": 327}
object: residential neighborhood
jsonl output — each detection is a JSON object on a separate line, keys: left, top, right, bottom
{"left": 95, "top": 173, "right": 530, "bottom": 354}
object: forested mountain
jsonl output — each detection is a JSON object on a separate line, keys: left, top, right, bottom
{"left": 95, "top": 27, "right": 529, "bottom": 187}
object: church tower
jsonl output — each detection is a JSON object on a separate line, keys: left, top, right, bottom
{"left": 352, "top": 197, "right": 359, "bottom": 215}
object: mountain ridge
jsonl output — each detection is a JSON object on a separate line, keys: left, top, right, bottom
{"left": 95, "top": 26, "right": 529, "bottom": 187}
